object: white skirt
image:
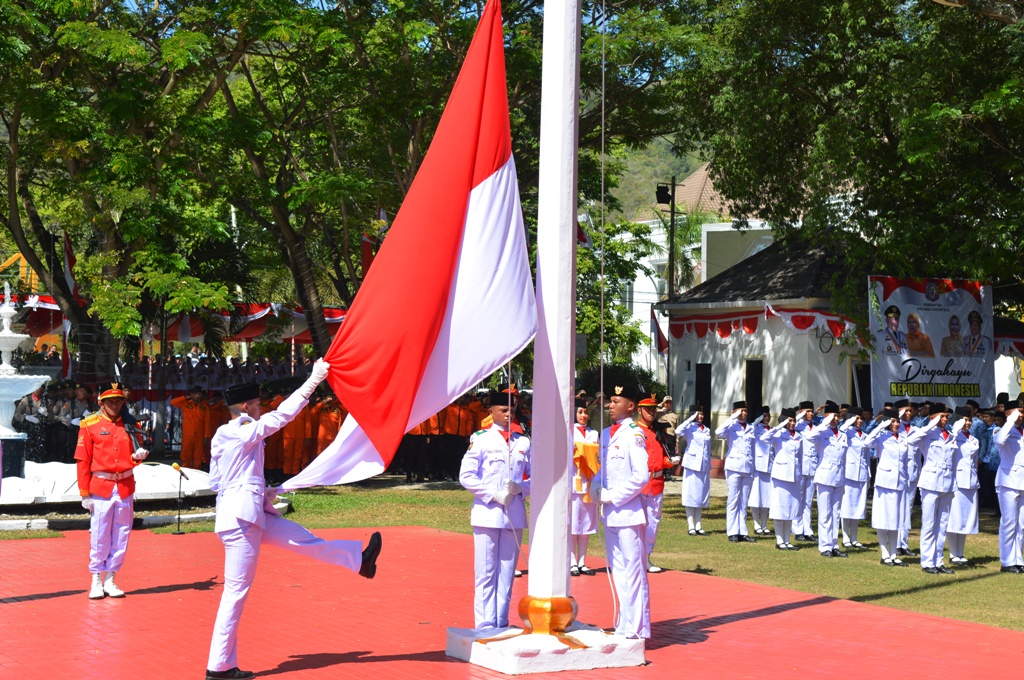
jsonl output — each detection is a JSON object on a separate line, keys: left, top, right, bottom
{"left": 681, "top": 468, "right": 710, "bottom": 508}
{"left": 571, "top": 494, "right": 598, "bottom": 535}
{"left": 841, "top": 478, "right": 869, "bottom": 520}
{"left": 748, "top": 470, "right": 773, "bottom": 509}
{"left": 871, "top": 486, "right": 904, "bottom": 531}
{"left": 947, "top": 486, "right": 979, "bottom": 534}
{"left": 769, "top": 477, "right": 802, "bottom": 521}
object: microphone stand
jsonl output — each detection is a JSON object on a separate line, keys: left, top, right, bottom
{"left": 173, "top": 472, "right": 184, "bottom": 535}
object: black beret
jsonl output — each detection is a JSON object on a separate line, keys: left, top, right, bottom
{"left": 780, "top": 407, "right": 796, "bottom": 420}
{"left": 894, "top": 399, "right": 910, "bottom": 409}
{"left": 607, "top": 384, "right": 644, "bottom": 404}
{"left": 930, "top": 403, "right": 947, "bottom": 414}
{"left": 798, "top": 400, "right": 814, "bottom": 411}
{"left": 1005, "top": 400, "right": 1021, "bottom": 410}
{"left": 688, "top": 403, "right": 703, "bottom": 415}
{"left": 954, "top": 406, "right": 972, "bottom": 417}
{"left": 225, "top": 382, "right": 260, "bottom": 405}
{"left": 732, "top": 400, "right": 747, "bottom": 410}
{"left": 574, "top": 397, "right": 588, "bottom": 410}
{"left": 823, "top": 403, "right": 839, "bottom": 415}
{"left": 881, "top": 408, "right": 898, "bottom": 420}
{"left": 966, "top": 400, "right": 980, "bottom": 409}
{"left": 762, "top": 405, "right": 771, "bottom": 414}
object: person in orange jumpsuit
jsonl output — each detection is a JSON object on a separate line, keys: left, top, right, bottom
{"left": 263, "top": 387, "right": 286, "bottom": 485}
{"left": 441, "top": 397, "right": 472, "bottom": 481}
{"left": 638, "top": 393, "right": 680, "bottom": 574}
{"left": 171, "top": 386, "right": 209, "bottom": 470}
{"left": 281, "top": 393, "right": 312, "bottom": 477}
{"left": 76, "top": 382, "right": 150, "bottom": 599}
{"left": 205, "top": 393, "right": 230, "bottom": 468}
{"left": 311, "top": 393, "right": 346, "bottom": 459}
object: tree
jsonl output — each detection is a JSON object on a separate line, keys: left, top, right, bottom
{"left": 670, "top": 0, "right": 1024, "bottom": 325}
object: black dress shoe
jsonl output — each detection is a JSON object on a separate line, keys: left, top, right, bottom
{"left": 831, "top": 548, "right": 848, "bottom": 558}
{"left": 1000, "top": 565, "right": 1023, "bottom": 574}
{"left": 936, "top": 566, "right": 954, "bottom": 574}
{"left": 728, "top": 535, "right": 740, "bottom": 542}
{"left": 206, "top": 668, "right": 255, "bottom": 680}
{"left": 578, "top": 566, "right": 596, "bottom": 576}
{"left": 695, "top": 529, "right": 708, "bottom": 536}
{"left": 776, "top": 544, "right": 790, "bottom": 551}
{"left": 359, "top": 531, "right": 382, "bottom": 579}
{"left": 881, "top": 558, "right": 894, "bottom": 566}
{"left": 570, "top": 565, "right": 580, "bottom": 577}
{"left": 820, "top": 551, "right": 834, "bottom": 558}
{"left": 740, "top": 535, "right": 756, "bottom": 543}
{"left": 896, "top": 548, "right": 918, "bottom": 557}
{"left": 922, "top": 567, "right": 939, "bottom": 574}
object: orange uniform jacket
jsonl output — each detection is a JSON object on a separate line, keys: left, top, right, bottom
{"left": 75, "top": 413, "right": 141, "bottom": 499}
{"left": 264, "top": 396, "right": 285, "bottom": 468}
{"left": 312, "top": 402, "right": 346, "bottom": 453}
{"left": 205, "top": 400, "right": 230, "bottom": 439}
{"left": 441, "top": 404, "right": 468, "bottom": 436}
{"left": 170, "top": 396, "right": 209, "bottom": 442}
{"left": 640, "top": 422, "right": 673, "bottom": 496}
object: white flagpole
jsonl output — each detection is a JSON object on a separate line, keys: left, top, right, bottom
{"left": 523, "top": 0, "right": 580, "bottom": 630}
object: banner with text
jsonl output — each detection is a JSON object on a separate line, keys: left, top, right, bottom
{"left": 869, "top": 276, "right": 993, "bottom": 408}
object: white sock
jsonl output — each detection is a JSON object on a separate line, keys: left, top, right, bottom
{"left": 577, "top": 535, "right": 590, "bottom": 566}
{"left": 686, "top": 508, "right": 695, "bottom": 531}
{"left": 694, "top": 508, "right": 703, "bottom": 531}
{"left": 877, "top": 530, "right": 892, "bottom": 560}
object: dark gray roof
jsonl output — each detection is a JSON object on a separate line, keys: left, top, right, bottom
{"left": 658, "top": 240, "right": 848, "bottom": 308}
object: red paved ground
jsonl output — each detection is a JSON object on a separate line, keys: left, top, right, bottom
{"left": 1, "top": 525, "right": 1021, "bottom": 679}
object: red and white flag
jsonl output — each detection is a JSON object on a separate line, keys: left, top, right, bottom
{"left": 651, "top": 307, "right": 669, "bottom": 356}
{"left": 282, "top": 0, "right": 536, "bottom": 489}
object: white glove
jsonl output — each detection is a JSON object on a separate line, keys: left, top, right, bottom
{"left": 24, "top": 415, "right": 39, "bottom": 425}
{"left": 843, "top": 416, "right": 859, "bottom": 430}
{"left": 670, "top": 456, "right": 681, "bottom": 465}
{"left": 81, "top": 498, "right": 94, "bottom": 513}
{"left": 822, "top": 413, "right": 836, "bottom": 426}
{"left": 492, "top": 489, "right": 513, "bottom": 507}
{"left": 297, "top": 359, "right": 331, "bottom": 400}
{"left": 506, "top": 480, "right": 522, "bottom": 496}
{"left": 132, "top": 448, "right": 149, "bottom": 461}
{"left": 951, "top": 419, "right": 966, "bottom": 435}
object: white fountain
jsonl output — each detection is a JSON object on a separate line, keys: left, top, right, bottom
{"left": 0, "top": 282, "right": 51, "bottom": 483}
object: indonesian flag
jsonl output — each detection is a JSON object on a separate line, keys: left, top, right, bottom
{"left": 651, "top": 307, "right": 669, "bottom": 356}
{"left": 282, "top": 0, "right": 537, "bottom": 490}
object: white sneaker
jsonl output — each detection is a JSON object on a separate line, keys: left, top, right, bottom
{"left": 89, "top": 572, "right": 105, "bottom": 599}
{"left": 103, "top": 572, "right": 125, "bottom": 598}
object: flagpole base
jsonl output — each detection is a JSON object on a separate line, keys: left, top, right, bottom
{"left": 518, "top": 595, "right": 579, "bottom": 641}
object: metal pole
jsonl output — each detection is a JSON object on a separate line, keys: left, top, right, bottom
{"left": 667, "top": 176, "right": 676, "bottom": 398}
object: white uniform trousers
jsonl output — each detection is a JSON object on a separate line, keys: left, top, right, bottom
{"left": 996, "top": 486, "right": 1024, "bottom": 567}
{"left": 816, "top": 484, "right": 842, "bottom": 553}
{"left": 795, "top": 476, "right": 815, "bottom": 536}
{"left": 472, "top": 526, "right": 523, "bottom": 630}
{"left": 725, "top": 471, "right": 753, "bottom": 536}
{"left": 89, "top": 486, "right": 134, "bottom": 574}
{"left": 643, "top": 493, "right": 664, "bottom": 555}
{"left": 919, "top": 489, "right": 953, "bottom": 569}
{"left": 899, "top": 481, "right": 918, "bottom": 550}
{"left": 207, "top": 515, "right": 362, "bottom": 672}
{"left": 605, "top": 524, "right": 650, "bottom": 639}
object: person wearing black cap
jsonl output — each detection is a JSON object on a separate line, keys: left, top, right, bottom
{"left": 592, "top": 384, "right": 650, "bottom": 638}
{"left": 991, "top": 400, "right": 1024, "bottom": 573}
{"left": 915, "top": 404, "right": 958, "bottom": 574}
{"left": 973, "top": 408, "right": 999, "bottom": 511}
{"left": 894, "top": 398, "right": 921, "bottom": 557}
{"left": 749, "top": 406, "right": 774, "bottom": 535}
{"left": 205, "top": 360, "right": 382, "bottom": 680}
{"left": 962, "top": 310, "right": 991, "bottom": 356}
{"left": 839, "top": 410, "right": 872, "bottom": 549}
{"left": 570, "top": 397, "right": 599, "bottom": 576}
{"left": 716, "top": 400, "right": 757, "bottom": 542}
{"left": 638, "top": 394, "right": 680, "bottom": 573}
{"left": 880, "top": 305, "right": 908, "bottom": 356}
{"left": 947, "top": 407, "right": 980, "bottom": 566}
{"left": 793, "top": 401, "right": 818, "bottom": 541}
{"left": 460, "top": 384, "right": 531, "bottom": 629}
{"left": 761, "top": 408, "right": 803, "bottom": 550}
{"left": 808, "top": 403, "right": 848, "bottom": 557}
{"left": 675, "top": 404, "right": 712, "bottom": 535}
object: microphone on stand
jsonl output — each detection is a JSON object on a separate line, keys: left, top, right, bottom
{"left": 172, "top": 462, "right": 190, "bottom": 480}
{"left": 170, "top": 463, "right": 186, "bottom": 535}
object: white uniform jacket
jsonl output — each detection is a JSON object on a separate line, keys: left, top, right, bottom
{"left": 753, "top": 421, "right": 774, "bottom": 474}
{"left": 716, "top": 417, "right": 756, "bottom": 474}
{"left": 763, "top": 425, "right": 802, "bottom": 483}
{"left": 595, "top": 420, "right": 649, "bottom": 528}
{"left": 916, "top": 420, "right": 958, "bottom": 494}
{"left": 459, "top": 425, "right": 531, "bottom": 530}
{"left": 209, "top": 392, "right": 307, "bottom": 533}
{"left": 993, "top": 418, "right": 1024, "bottom": 491}
{"left": 675, "top": 415, "right": 711, "bottom": 472}
{"left": 811, "top": 423, "right": 847, "bottom": 488}
{"left": 897, "top": 421, "right": 924, "bottom": 484}
{"left": 864, "top": 427, "right": 909, "bottom": 491}
{"left": 953, "top": 431, "right": 980, "bottom": 490}
{"left": 839, "top": 421, "right": 872, "bottom": 483}
{"left": 795, "top": 419, "right": 819, "bottom": 476}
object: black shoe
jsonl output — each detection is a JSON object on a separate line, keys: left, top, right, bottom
{"left": 694, "top": 529, "right": 708, "bottom": 536}
{"left": 688, "top": 529, "right": 697, "bottom": 536}
{"left": 937, "top": 566, "right": 954, "bottom": 575}
{"left": 892, "top": 558, "right": 907, "bottom": 567}
{"left": 578, "top": 566, "right": 596, "bottom": 576}
{"left": 570, "top": 565, "right": 580, "bottom": 577}
{"left": 831, "top": 548, "right": 848, "bottom": 558}
{"left": 206, "top": 668, "right": 255, "bottom": 680}
{"left": 776, "top": 543, "right": 790, "bottom": 551}
{"left": 821, "top": 551, "right": 834, "bottom": 558}
{"left": 740, "top": 535, "right": 756, "bottom": 543}
{"left": 728, "top": 535, "right": 740, "bottom": 542}
{"left": 896, "top": 548, "right": 918, "bottom": 557}
{"left": 881, "top": 558, "right": 894, "bottom": 566}
{"left": 359, "top": 531, "right": 382, "bottom": 579}
{"left": 922, "top": 567, "right": 939, "bottom": 574}
{"left": 1000, "top": 565, "right": 1023, "bottom": 574}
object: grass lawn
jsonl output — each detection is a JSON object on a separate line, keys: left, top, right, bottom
{"left": 9, "top": 478, "right": 1024, "bottom": 631}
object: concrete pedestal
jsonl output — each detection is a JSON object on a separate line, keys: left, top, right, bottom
{"left": 446, "top": 622, "right": 645, "bottom": 675}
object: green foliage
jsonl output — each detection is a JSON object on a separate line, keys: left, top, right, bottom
{"left": 575, "top": 361, "right": 666, "bottom": 398}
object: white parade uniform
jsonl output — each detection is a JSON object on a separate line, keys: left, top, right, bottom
{"left": 810, "top": 421, "right": 847, "bottom": 553}
{"left": 868, "top": 427, "right": 909, "bottom": 531}
{"left": 898, "top": 420, "right": 924, "bottom": 550}
{"left": 764, "top": 426, "right": 803, "bottom": 521}
{"left": 716, "top": 416, "right": 756, "bottom": 537}
{"left": 915, "top": 419, "right": 958, "bottom": 569}
{"left": 206, "top": 389, "right": 363, "bottom": 674}
{"left": 840, "top": 422, "right": 872, "bottom": 520}
{"left": 992, "top": 415, "right": 1024, "bottom": 568}
{"left": 794, "top": 419, "right": 819, "bottom": 536}
{"left": 571, "top": 424, "right": 599, "bottom": 535}
{"left": 595, "top": 418, "right": 650, "bottom": 639}
{"left": 948, "top": 430, "right": 980, "bottom": 534}
{"left": 459, "top": 424, "right": 531, "bottom": 631}
{"left": 676, "top": 416, "right": 711, "bottom": 508}
{"left": 748, "top": 420, "right": 774, "bottom": 532}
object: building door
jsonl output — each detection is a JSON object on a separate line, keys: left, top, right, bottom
{"left": 854, "top": 363, "right": 872, "bottom": 411}
{"left": 745, "top": 359, "right": 764, "bottom": 416}
{"left": 695, "top": 363, "right": 712, "bottom": 414}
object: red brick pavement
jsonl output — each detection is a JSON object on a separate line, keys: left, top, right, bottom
{"left": 1, "top": 525, "right": 1021, "bottom": 679}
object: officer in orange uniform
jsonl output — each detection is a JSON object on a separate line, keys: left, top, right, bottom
{"left": 311, "top": 393, "right": 346, "bottom": 458}
{"left": 171, "top": 386, "right": 209, "bottom": 470}
{"left": 441, "top": 397, "right": 471, "bottom": 481}
{"left": 638, "top": 393, "right": 680, "bottom": 574}
{"left": 76, "top": 382, "right": 149, "bottom": 599}
{"left": 424, "top": 411, "right": 443, "bottom": 480}
{"left": 205, "top": 393, "right": 230, "bottom": 464}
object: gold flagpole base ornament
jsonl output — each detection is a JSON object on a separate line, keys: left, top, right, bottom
{"left": 518, "top": 595, "right": 587, "bottom": 649}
